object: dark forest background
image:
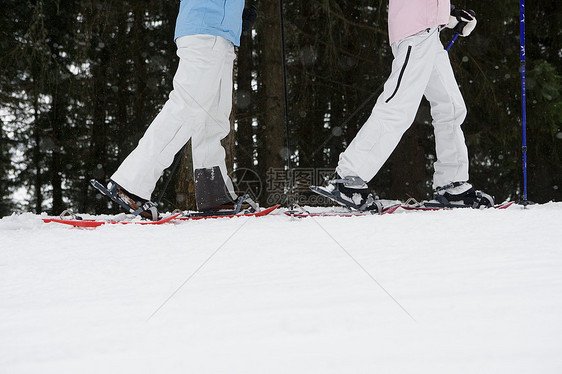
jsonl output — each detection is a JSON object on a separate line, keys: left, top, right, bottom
{"left": 0, "top": 0, "right": 561, "bottom": 216}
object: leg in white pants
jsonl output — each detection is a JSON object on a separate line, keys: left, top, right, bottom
{"left": 336, "top": 28, "right": 469, "bottom": 189}
{"left": 111, "top": 35, "right": 236, "bottom": 201}
{"left": 191, "top": 41, "right": 237, "bottom": 200}
{"left": 424, "top": 49, "right": 469, "bottom": 189}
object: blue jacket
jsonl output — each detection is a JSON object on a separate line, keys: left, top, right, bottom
{"left": 175, "top": 0, "right": 245, "bottom": 46}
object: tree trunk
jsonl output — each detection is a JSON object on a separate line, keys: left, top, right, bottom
{"left": 256, "top": 0, "right": 287, "bottom": 205}
{"left": 49, "top": 88, "right": 64, "bottom": 215}
{"left": 89, "top": 44, "right": 109, "bottom": 214}
{"left": 235, "top": 31, "right": 256, "bottom": 171}
{"left": 32, "top": 91, "right": 43, "bottom": 213}
{"left": 175, "top": 142, "right": 196, "bottom": 211}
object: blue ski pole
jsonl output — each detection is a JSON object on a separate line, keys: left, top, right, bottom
{"left": 520, "top": 0, "right": 529, "bottom": 204}
{"left": 445, "top": 34, "right": 459, "bottom": 51}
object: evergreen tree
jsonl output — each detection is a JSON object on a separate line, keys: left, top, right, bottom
{"left": 0, "top": 120, "right": 15, "bottom": 216}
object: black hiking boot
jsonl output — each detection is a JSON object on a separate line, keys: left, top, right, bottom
{"left": 434, "top": 181, "right": 494, "bottom": 208}
{"left": 310, "top": 173, "right": 382, "bottom": 212}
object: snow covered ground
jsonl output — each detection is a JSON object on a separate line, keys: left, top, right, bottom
{"left": 1, "top": 203, "right": 562, "bottom": 374}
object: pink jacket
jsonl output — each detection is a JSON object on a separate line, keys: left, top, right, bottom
{"left": 388, "top": 0, "right": 451, "bottom": 45}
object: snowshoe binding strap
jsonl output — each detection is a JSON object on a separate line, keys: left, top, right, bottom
{"left": 91, "top": 179, "right": 159, "bottom": 221}
{"left": 473, "top": 190, "right": 494, "bottom": 208}
{"left": 434, "top": 193, "right": 455, "bottom": 207}
{"left": 132, "top": 201, "right": 159, "bottom": 221}
{"left": 234, "top": 194, "right": 259, "bottom": 214}
{"left": 434, "top": 181, "right": 470, "bottom": 193}
{"left": 329, "top": 175, "right": 367, "bottom": 188}
{"left": 358, "top": 194, "right": 383, "bottom": 213}
{"left": 59, "top": 209, "right": 81, "bottom": 220}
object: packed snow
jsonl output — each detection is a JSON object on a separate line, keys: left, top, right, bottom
{"left": 1, "top": 203, "right": 562, "bottom": 373}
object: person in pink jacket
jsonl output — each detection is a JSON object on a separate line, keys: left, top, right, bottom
{"left": 312, "top": 0, "right": 493, "bottom": 211}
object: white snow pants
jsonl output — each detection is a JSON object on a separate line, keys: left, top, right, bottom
{"left": 336, "top": 27, "right": 469, "bottom": 189}
{"left": 111, "top": 35, "right": 237, "bottom": 200}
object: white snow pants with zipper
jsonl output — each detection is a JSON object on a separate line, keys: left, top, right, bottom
{"left": 111, "top": 35, "right": 237, "bottom": 201}
{"left": 336, "top": 27, "right": 469, "bottom": 189}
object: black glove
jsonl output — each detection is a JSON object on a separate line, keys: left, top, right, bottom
{"left": 242, "top": 5, "right": 258, "bottom": 32}
{"left": 447, "top": 6, "right": 477, "bottom": 37}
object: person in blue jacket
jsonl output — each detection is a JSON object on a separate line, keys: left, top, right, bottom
{"left": 106, "top": 1, "right": 257, "bottom": 219}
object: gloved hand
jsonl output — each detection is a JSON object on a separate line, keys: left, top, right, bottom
{"left": 242, "top": 5, "right": 258, "bottom": 32}
{"left": 447, "top": 6, "right": 477, "bottom": 37}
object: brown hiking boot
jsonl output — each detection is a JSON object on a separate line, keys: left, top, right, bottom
{"left": 107, "top": 180, "right": 159, "bottom": 220}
